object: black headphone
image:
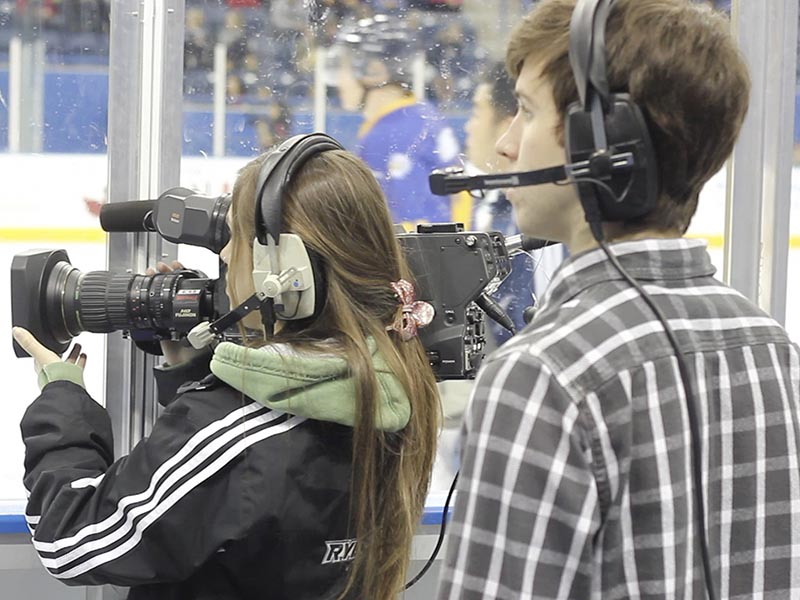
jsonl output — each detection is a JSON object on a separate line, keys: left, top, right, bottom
{"left": 568, "top": 4, "right": 717, "bottom": 599}
{"left": 251, "top": 132, "right": 344, "bottom": 324}
{"left": 428, "top": 0, "right": 659, "bottom": 218}
{"left": 566, "top": 0, "right": 659, "bottom": 225}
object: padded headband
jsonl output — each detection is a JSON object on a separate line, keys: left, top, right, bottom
{"left": 254, "top": 133, "right": 345, "bottom": 246}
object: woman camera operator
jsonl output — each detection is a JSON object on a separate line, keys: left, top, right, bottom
{"left": 12, "top": 142, "right": 441, "bottom": 599}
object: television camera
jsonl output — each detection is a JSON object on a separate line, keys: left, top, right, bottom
{"left": 10, "top": 188, "right": 546, "bottom": 380}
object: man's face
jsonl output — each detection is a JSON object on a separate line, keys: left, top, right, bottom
{"left": 465, "top": 84, "right": 510, "bottom": 173}
{"left": 495, "top": 58, "right": 583, "bottom": 243}
{"left": 337, "top": 56, "right": 365, "bottom": 112}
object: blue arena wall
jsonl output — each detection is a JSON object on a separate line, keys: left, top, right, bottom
{"left": 0, "top": 69, "right": 796, "bottom": 155}
{"left": 0, "top": 68, "right": 470, "bottom": 156}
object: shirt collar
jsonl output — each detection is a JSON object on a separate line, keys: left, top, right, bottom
{"left": 539, "top": 237, "right": 716, "bottom": 310}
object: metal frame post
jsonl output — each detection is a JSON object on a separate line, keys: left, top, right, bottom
{"left": 104, "top": 0, "right": 184, "bottom": 460}
{"left": 725, "top": 0, "right": 798, "bottom": 324}
{"left": 8, "top": 35, "right": 44, "bottom": 152}
{"left": 314, "top": 45, "right": 328, "bottom": 133}
{"left": 213, "top": 42, "right": 227, "bottom": 156}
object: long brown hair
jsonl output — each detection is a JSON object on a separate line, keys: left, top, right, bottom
{"left": 228, "top": 148, "right": 441, "bottom": 599}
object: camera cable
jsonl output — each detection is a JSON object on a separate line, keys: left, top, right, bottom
{"left": 404, "top": 469, "right": 459, "bottom": 589}
{"left": 568, "top": 176, "right": 718, "bottom": 600}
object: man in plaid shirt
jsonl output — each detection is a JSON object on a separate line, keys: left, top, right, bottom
{"left": 438, "top": 0, "right": 800, "bottom": 598}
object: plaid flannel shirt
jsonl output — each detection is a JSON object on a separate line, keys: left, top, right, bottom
{"left": 438, "top": 237, "right": 800, "bottom": 600}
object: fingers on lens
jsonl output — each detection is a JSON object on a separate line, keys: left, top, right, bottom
{"left": 146, "top": 262, "right": 180, "bottom": 275}
{"left": 147, "top": 262, "right": 168, "bottom": 274}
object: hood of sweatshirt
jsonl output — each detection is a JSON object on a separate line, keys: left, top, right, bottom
{"left": 209, "top": 339, "right": 411, "bottom": 432}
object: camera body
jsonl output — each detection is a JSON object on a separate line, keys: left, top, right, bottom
{"left": 11, "top": 193, "right": 513, "bottom": 380}
{"left": 397, "top": 223, "right": 511, "bottom": 379}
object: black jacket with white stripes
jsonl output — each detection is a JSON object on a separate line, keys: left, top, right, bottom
{"left": 20, "top": 358, "right": 356, "bottom": 599}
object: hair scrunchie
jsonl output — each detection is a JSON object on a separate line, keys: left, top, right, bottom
{"left": 387, "top": 279, "right": 435, "bottom": 341}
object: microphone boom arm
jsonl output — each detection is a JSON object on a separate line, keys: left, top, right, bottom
{"left": 428, "top": 152, "right": 633, "bottom": 195}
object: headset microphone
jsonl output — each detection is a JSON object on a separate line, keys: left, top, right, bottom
{"left": 428, "top": 152, "right": 633, "bottom": 196}
{"left": 188, "top": 293, "right": 263, "bottom": 349}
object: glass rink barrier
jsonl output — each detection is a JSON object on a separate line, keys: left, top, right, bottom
{"left": 0, "top": 0, "right": 797, "bottom": 598}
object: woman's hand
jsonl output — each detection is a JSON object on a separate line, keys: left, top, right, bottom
{"left": 12, "top": 327, "right": 87, "bottom": 374}
{"left": 145, "top": 260, "right": 184, "bottom": 280}
{"left": 146, "top": 260, "right": 209, "bottom": 366}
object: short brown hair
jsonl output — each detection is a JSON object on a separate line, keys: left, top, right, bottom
{"left": 506, "top": 0, "right": 750, "bottom": 233}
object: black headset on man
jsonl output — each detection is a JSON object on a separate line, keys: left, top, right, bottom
{"left": 430, "top": 0, "right": 717, "bottom": 598}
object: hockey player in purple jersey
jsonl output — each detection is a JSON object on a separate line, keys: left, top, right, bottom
{"left": 332, "top": 15, "right": 462, "bottom": 226}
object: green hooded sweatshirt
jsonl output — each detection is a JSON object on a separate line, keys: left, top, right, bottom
{"left": 209, "top": 339, "right": 412, "bottom": 432}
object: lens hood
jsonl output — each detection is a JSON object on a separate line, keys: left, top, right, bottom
{"left": 11, "top": 249, "right": 73, "bottom": 357}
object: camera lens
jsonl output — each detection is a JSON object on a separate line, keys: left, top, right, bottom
{"left": 11, "top": 250, "right": 217, "bottom": 356}
{"left": 70, "top": 270, "right": 215, "bottom": 334}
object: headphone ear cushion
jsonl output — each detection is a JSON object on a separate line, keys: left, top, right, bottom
{"left": 304, "top": 245, "right": 328, "bottom": 320}
{"left": 565, "top": 95, "right": 659, "bottom": 222}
